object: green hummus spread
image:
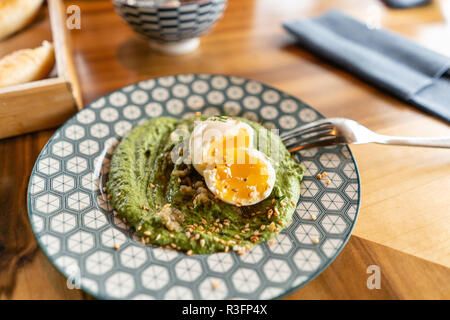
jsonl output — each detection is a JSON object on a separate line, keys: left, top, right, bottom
{"left": 106, "top": 116, "right": 304, "bottom": 254}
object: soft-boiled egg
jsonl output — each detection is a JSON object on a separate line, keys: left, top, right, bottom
{"left": 189, "top": 117, "right": 276, "bottom": 206}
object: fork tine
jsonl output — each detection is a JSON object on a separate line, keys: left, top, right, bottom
{"left": 281, "top": 121, "right": 333, "bottom": 142}
{"left": 289, "top": 136, "right": 339, "bottom": 152}
{"left": 283, "top": 127, "right": 336, "bottom": 148}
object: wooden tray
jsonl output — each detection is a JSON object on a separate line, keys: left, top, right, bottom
{"left": 0, "top": 0, "right": 82, "bottom": 140}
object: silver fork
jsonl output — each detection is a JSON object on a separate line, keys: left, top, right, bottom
{"left": 281, "top": 118, "right": 450, "bottom": 152}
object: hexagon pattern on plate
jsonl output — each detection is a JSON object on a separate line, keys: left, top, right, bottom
{"left": 27, "top": 74, "right": 360, "bottom": 300}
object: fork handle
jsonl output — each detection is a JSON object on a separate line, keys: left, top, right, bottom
{"left": 374, "top": 135, "right": 450, "bottom": 148}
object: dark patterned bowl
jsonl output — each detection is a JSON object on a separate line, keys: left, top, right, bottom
{"left": 112, "top": 0, "right": 227, "bottom": 54}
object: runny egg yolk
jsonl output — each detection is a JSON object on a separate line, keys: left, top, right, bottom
{"left": 208, "top": 148, "right": 272, "bottom": 205}
{"left": 203, "top": 128, "right": 251, "bottom": 165}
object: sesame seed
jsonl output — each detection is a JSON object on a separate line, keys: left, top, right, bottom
{"left": 143, "top": 230, "right": 151, "bottom": 236}
{"left": 274, "top": 208, "right": 280, "bottom": 217}
{"left": 269, "top": 222, "right": 276, "bottom": 232}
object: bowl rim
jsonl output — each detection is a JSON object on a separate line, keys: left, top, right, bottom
{"left": 112, "top": 0, "right": 221, "bottom": 9}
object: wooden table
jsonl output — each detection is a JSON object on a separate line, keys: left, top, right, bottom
{"left": 1, "top": 0, "right": 449, "bottom": 300}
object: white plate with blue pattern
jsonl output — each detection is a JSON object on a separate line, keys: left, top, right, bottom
{"left": 27, "top": 74, "right": 361, "bottom": 300}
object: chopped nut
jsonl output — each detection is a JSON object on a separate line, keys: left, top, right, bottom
{"left": 113, "top": 244, "right": 120, "bottom": 250}
{"left": 312, "top": 237, "right": 319, "bottom": 244}
{"left": 212, "top": 281, "right": 220, "bottom": 289}
{"left": 137, "top": 225, "right": 142, "bottom": 231}
{"left": 186, "top": 250, "right": 193, "bottom": 256}
{"left": 180, "top": 185, "right": 194, "bottom": 194}
{"left": 269, "top": 240, "right": 275, "bottom": 246}
{"left": 194, "top": 233, "right": 200, "bottom": 241}
{"left": 260, "top": 225, "right": 266, "bottom": 231}
{"left": 234, "top": 234, "right": 241, "bottom": 240}
{"left": 149, "top": 183, "right": 155, "bottom": 188}
{"left": 237, "top": 249, "right": 246, "bottom": 256}
{"left": 310, "top": 214, "right": 317, "bottom": 221}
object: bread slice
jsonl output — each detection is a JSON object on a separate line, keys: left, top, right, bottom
{"left": 0, "top": 40, "right": 55, "bottom": 88}
{"left": 0, "top": 0, "right": 44, "bottom": 40}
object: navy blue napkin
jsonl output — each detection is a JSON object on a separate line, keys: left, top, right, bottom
{"left": 283, "top": 10, "right": 450, "bottom": 123}
{"left": 381, "top": 0, "right": 430, "bottom": 9}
